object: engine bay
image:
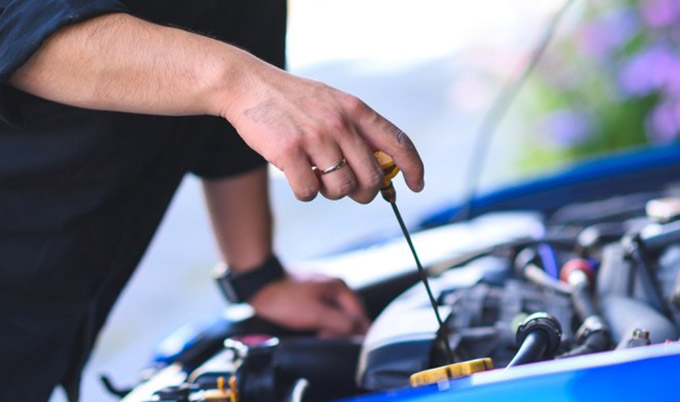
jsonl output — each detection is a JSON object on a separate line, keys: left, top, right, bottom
{"left": 118, "top": 180, "right": 680, "bottom": 401}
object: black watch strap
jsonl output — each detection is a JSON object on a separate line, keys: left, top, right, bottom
{"left": 215, "top": 255, "right": 285, "bottom": 303}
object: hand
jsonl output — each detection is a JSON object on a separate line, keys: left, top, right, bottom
{"left": 248, "top": 274, "right": 371, "bottom": 337}
{"left": 220, "top": 57, "right": 425, "bottom": 204}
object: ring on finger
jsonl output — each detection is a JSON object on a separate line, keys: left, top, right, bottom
{"left": 313, "top": 158, "right": 347, "bottom": 175}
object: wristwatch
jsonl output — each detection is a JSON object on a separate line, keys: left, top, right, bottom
{"left": 214, "top": 255, "right": 286, "bottom": 303}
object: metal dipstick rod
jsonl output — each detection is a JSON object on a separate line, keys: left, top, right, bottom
{"left": 375, "top": 152, "right": 454, "bottom": 364}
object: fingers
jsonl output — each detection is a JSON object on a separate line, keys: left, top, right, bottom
{"left": 279, "top": 148, "right": 319, "bottom": 202}
{"left": 271, "top": 89, "right": 423, "bottom": 202}
{"left": 248, "top": 275, "right": 370, "bottom": 336}
{"left": 314, "top": 303, "right": 368, "bottom": 336}
{"left": 329, "top": 279, "right": 370, "bottom": 326}
{"left": 317, "top": 278, "right": 370, "bottom": 335}
{"left": 336, "top": 281, "right": 371, "bottom": 334}
{"left": 353, "top": 106, "right": 425, "bottom": 193}
{"left": 339, "top": 131, "right": 384, "bottom": 204}
{"left": 307, "top": 123, "right": 384, "bottom": 203}
{"left": 315, "top": 305, "right": 357, "bottom": 335}
{"left": 309, "top": 142, "right": 357, "bottom": 201}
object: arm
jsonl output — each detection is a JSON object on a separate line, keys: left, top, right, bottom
{"left": 203, "top": 168, "right": 369, "bottom": 335}
{"left": 10, "top": 12, "right": 424, "bottom": 204}
{"left": 203, "top": 167, "right": 273, "bottom": 272}
{"left": 9, "top": 13, "right": 245, "bottom": 117}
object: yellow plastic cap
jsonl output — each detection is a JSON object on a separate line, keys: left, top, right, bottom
{"left": 374, "top": 151, "right": 400, "bottom": 188}
{"left": 410, "top": 358, "right": 494, "bottom": 387}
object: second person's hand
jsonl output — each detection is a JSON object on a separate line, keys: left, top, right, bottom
{"left": 248, "top": 274, "right": 371, "bottom": 337}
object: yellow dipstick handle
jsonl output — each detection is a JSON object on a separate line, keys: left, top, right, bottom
{"left": 374, "top": 151, "right": 399, "bottom": 203}
{"left": 374, "top": 151, "right": 400, "bottom": 187}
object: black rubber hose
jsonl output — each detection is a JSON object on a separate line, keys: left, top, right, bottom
{"left": 629, "top": 246, "right": 674, "bottom": 318}
{"left": 565, "top": 271, "right": 611, "bottom": 357}
{"left": 273, "top": 338, "right": 363, "bottom": 401}
{"left": 559, "top": 330, "right": 609, "bottom": 358}
{"left": 601, "top": 296, "right": 679, "bottom": 344}
{"left": 571, "top": 281, "right": 598, "bottom": 322}
{"left": 506, "top": 331, "right": 549, "bottom": 368}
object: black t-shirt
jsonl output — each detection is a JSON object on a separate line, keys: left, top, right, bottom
{"left": 0, "top": 1, "right": 286, "bottom": 399}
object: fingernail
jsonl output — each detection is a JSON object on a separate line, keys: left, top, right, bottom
{"left": 417, "top": 179, "right": 425, "bottom": 192}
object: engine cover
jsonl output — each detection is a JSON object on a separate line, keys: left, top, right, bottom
{"left": 357, "top": 257, "right": 573, "bottom": 390}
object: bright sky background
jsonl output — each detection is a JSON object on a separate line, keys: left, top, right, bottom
{"left": 287, "top": 0, "right": 564, "bottom": 70}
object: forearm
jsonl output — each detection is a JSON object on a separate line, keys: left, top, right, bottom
{"left": 9, "top": 13, "right": 259, "bottom": 117}
{"left": 9, "top": 10, "right": 425, "bottom": 206}
{"left": 203, "top": 167, "right": 274, "bottom": 273}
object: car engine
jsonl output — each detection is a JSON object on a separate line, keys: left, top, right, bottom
{"left": 118, "top": 185, "right": 680, "bottom": 402}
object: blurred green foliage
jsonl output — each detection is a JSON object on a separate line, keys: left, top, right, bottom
{"left": 519, "top": 0, "right": 680, "bottom": 171}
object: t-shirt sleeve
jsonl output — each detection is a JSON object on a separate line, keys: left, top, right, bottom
{"left": 0, "top": 0, "right": 129, "bottom": 125}
{"left": 188, "top": 116, "right": 268, "bottom": 179}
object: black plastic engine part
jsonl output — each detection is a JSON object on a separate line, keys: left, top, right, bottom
{"left": 597, "top": 243, "right": 634, "bottom": 298}
{"left": 559, "top": 261, "right": 611, "bottom": 357}
{"left": 639, "top": 220, "right": 680, "bottom": 254}
{"left": 217, "top": 337, "right": 363, "bottom": 402}
{"left": 577, "top": 222, "right": 629, "bottom": 250}
{"left": 235, "top": 338, "right": 282, "bottom": 402}
{"left": 506, "top": 312, "right": 562, "bottom": 368}
{"left": 601, "top": 295, "right": 679, "bottom": 345}
{"left": 625, "top": 237, "right": 674, "bottom": 318}
{"left": 273, "top": 338, "right": 363, "bottom": 401}
{"left": 597, "top": 241, "right": 674, "bottom": 319}
{"left": 153, "top": 384, "right": 198, "bottom": 402}
{"left": 655, "top": 246, "right": 680, "bottom": 310}
{"left": 169, "top": 309, "right": 304, "bottom": 373}
{"left": 358, "top": 274, "right": 573, "bottom": 390}
{"left": 559, "top": 316, "right": 609, "bottom": 358}
{"left": 433, "top": 280, "right": 572, "bottom": 367}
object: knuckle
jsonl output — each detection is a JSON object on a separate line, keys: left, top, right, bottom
{"left": 344, "top": 95, "right": 368, "bottom": 114}
{"left": 295, "top": 186, "right": 318, "bottom": 202}
{"left": 350, "top": 169, "right": 382, "bottom": 204}
{"left": 314, "top": 81, "right": 333, "bottom": 94}
{"left": 326, "top": 114, "right": 348, "bottom": 132}
{"left": 324, "top": 175, "right": 356, "bottom": 200}
{"left": 279, "top": 136, "right": 303, "bottom": 155}
{"left": 337, "top": 177, "right": 358, "bottom": 196}
{"left": 302, "top": 130, "right": 321, "bottom": 147}
{"left": 352, "top": 191, "right": 377, "bottom": 205}
{"left": 367, "top": 168, "right": 383, "bottom": 189}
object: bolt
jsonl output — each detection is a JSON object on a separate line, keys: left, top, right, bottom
{"left": 632, "top": 328, "right": 650, "bottom": 340}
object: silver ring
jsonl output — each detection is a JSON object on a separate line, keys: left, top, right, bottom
{"left": 316, "top": 159, "right": 346, "bottom": 175}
